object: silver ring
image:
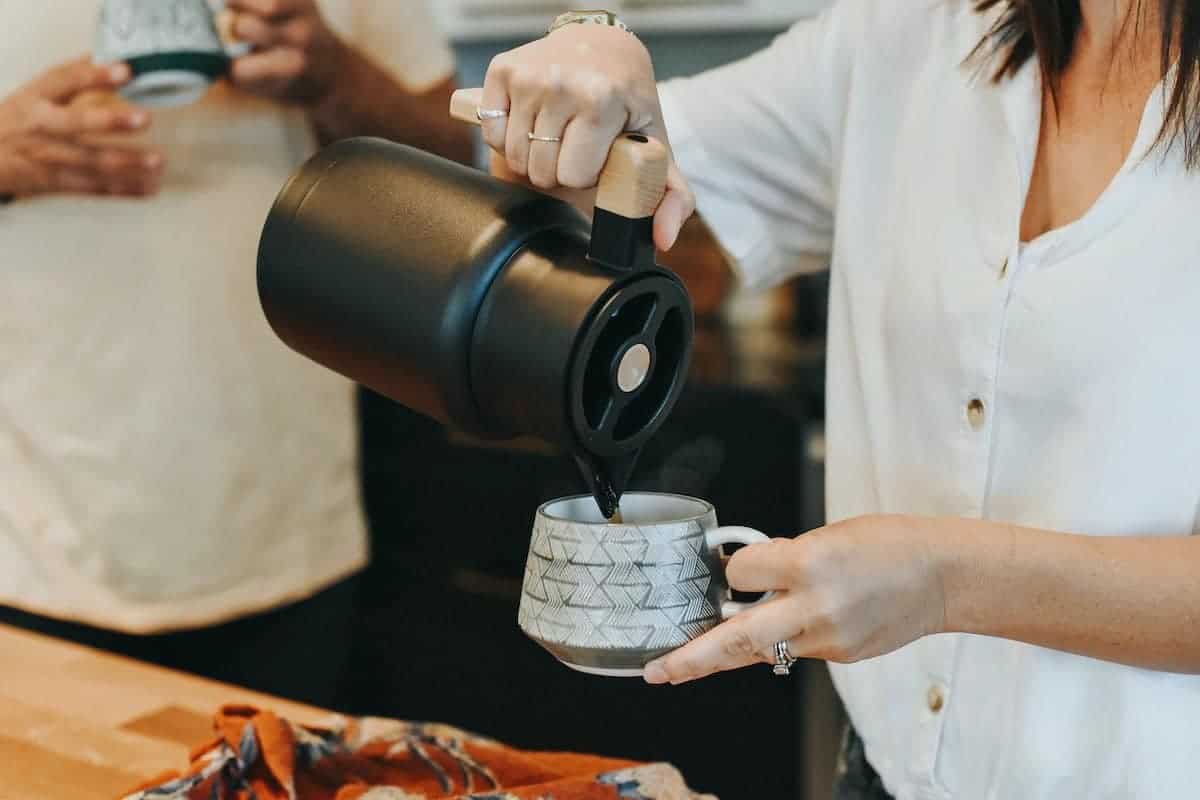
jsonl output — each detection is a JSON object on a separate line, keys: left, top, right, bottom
{"left": 773, "top": 640, "right": 797, "bottom": 676}
{"left": 527, "top": 133, "right": 562, "bottom": 143}
{"left": 476, "top": 107, "right": 508, "bottom": 121}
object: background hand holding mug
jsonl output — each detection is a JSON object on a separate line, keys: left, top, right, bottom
{"left": 224, "top": 0, "right": 348, "bottom": 105}
{"left": 0, "top": 58, "right": 163, "bottom": 199}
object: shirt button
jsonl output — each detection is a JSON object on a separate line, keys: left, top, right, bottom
{"left": 966, "top": 398, "right": 986, "bottom": 430}
{"left": 927, "top": 685, "right": 945, "bottom": 713}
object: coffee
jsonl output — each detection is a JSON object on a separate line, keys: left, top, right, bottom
{"left": 572, "top": 450, "right": 628, "bottom": 520}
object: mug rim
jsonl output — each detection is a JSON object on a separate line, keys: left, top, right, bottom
{"left": 537, "top": 491, "right": 714, "bottom": 525}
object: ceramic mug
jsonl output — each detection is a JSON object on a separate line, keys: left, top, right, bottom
{"left": 94, "top": 0, "right": 248, "bottom": 107}
{"left": 518, "top": 492, "right": 773, "bottom": 677}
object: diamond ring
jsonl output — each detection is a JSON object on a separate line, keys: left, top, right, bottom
{"left": 773, "top": 640, "right": 798, "bottom": 676}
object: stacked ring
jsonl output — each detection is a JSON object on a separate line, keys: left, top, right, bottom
{"left": 773, "top": 640, "right": 798, "bottom": 676}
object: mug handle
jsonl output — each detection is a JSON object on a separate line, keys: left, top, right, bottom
{"left": 704, "top": 526, "right": 776, "bottom": 619}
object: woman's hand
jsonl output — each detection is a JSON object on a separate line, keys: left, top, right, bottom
{"left": 226, "top": 0, "right": 348, "bottom": 105}
{"left": 481, "top": 25, "right": 694, "bottom": 250}
{"left": 0, "top": 58, "right": 162, "bottom": 198}
{"left": 644, "top": 515, "right": 948, "bottom": 684}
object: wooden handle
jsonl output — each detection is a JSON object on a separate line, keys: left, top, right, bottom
{"left": 450, "top": 87, "right": 669, "bottom": 219}
{"left": 450, "top": 87, "right": 485, "bottom": 126}
{"left": 594, "top": 134, "right": 669, "bottom": 219}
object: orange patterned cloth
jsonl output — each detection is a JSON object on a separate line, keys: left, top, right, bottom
{"left": 122, "top": 705, "right": 716, "bottom": 800}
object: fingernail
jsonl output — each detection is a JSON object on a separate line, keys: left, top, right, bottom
{"left": 643, "top": 661, "right": 668, "bottom": 684}
{"left": 129, "top": 111, "right": 148, "bottom": 127}
{"left": 108, "top": 63, "right": 130, "bottom": 82}
{"left": 144, "top": 153, "right": 162, "bottom": 168}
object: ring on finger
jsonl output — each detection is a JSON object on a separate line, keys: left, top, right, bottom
{"left": 772, "top": 639, "right": 799, "bottom": 677}
{"left": 527, "top": 132, "right": 562, "bottom": 143}
{"left": 477, "top": 107, "right": 508, "bottom": 121}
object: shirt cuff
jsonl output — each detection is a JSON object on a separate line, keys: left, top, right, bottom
{"left": 658, "top": 81, "right": 786, "bottom": 291}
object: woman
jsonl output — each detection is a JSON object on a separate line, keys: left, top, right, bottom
{"left": 478, "top": 2, "right": 1200, "bottom": 798}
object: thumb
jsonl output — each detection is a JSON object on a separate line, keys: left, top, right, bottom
{"left": 35, "top": 58, "right": 130, "bottom": 103}
{"left": 653, "top": 161, "right": 695, "bottom": 252}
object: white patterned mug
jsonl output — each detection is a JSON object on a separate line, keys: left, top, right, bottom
{"left": 518, "top": 492, "right": 772, "bottom": 677}
{"left": 95, "top": 0, "right": 247, "bottom": 108}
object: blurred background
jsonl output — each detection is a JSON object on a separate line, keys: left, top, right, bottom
{"left": 350, "top": 2, "right": 842, "bottom": 799}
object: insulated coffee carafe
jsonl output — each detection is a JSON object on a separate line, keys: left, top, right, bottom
{"left": 256, "top": 92, "right": 693, "bottom": 517}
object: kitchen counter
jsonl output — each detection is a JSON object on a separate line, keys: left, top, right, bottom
{"left": 0, "top": 623, "right": 330, "bottom": 800}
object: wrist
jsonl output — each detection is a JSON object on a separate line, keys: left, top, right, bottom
{"left": 307, "top": 39, "right": 360, "bottom": 130}
{"left": 931, "top": 517, "right": 1018, "bottom": 636}
{"left": 305, "top": 34, "right": 355, "bottom": 109}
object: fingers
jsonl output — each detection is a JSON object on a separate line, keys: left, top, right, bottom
{"left": 225, "top": 0, "right": 304, "bottom": 20}
{"left": 48, "top": 167, "right": 105, "bottom": 195}
{"left": 503, "top": 85, "right": 535, "bottom": 177}
{"left": 479, "top": 57, "right": 513, "bottom": 154}
{"left": 32, "top": 100, "right": 149, "bottom": 137}
{"left": 526, "top": 93, "right": 572, "bottom": 189}
{"left": 653, "top": 163, "right": 696, "bottom": 251}
{"left": 643, "top": 594, "right": 806, "bottom": 685}
{"left": 556, "top": 113, "right": 627, "bottom": 190}
{"left": 29, "top": 139, "right": 165, "bottom": 195}
{"left": 725, "top": 537, "right": 802, "bottom": 594}
{"left": 231, "top": 12, "right": 314, "bottom": 48}
{"left": 229, "top": 47, "right": 305, "bottom": 91}
{"left": 34, "top": 59, "right": 130, "bottom": 103}
{"left": 482, "top": 50, "right": 630, "bottom": 188}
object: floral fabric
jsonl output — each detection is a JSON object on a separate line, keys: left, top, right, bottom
{"left": 122, "top": 705, "right": 716, "bottom": 800}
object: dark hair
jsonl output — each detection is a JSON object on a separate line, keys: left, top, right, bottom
{"left": 972, "top": 1, "right": 1200, "bottom": 165}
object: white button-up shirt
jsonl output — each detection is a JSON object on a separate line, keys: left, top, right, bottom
{"left": 660, "top": 1, "right": 1200, "bottom": 797}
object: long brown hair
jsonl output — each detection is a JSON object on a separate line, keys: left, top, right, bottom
{"left": 973, "top": 1, "right": 1200, "bottom": 165}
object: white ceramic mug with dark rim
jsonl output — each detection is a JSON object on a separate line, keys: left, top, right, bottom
{"left": 94, "top": 0, "right": 248, "bottom": 108}
{"left": 518, "top": 492, "right": 773, "bottom": 677}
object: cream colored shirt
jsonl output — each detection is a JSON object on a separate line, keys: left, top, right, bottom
{"left": 0, "top": 1, "right": 454, "bottom": 633}
{"left": 661, "top": 1, "right": 1200, "bottom": 798}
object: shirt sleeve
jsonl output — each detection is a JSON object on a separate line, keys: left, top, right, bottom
{"left": 658, "top": 2, "right": 865, "bottom": 289}
{"left": 345, "top": 0, "right": 457, "bottom": 91}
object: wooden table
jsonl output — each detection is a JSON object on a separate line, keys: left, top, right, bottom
{"left": 0, "top": 623, "right": 333, "bottom": 799}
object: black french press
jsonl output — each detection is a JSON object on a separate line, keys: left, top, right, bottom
{"left": 256, "top": 89, "right": 693, "bottom": 517}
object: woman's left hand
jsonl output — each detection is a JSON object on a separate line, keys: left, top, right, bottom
{"left": 643, "top": 515, "right": 948, "bottom": 685}
{"left": 225, "top": 0, "right": 347, "bottom": 105}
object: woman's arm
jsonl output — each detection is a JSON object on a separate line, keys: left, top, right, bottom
{"left": 642, "top": 515, "right": 1200, "bottom": 684}
{"left": 942, "top": 519, "right": 1200, "bottom": 673}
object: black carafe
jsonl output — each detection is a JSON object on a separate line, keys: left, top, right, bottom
{"left": 256, "top": 130, "right": 693, "bottom": 517}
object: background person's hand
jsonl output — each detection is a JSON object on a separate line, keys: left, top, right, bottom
{"left": 225, "top": 0, "right": 348, "bottom": 105}
{"left": 481, "top": 25, "right": 694, "bottom": 251}
{"left": 0, "top": 58, "right": 163, "bottom": 198}
{"left": 643, "top": 515, "right": 949, "bottom": 684}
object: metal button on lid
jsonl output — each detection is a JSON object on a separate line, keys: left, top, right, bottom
{"left": 927, "top": 685, "right": 945, "bottom": 713}
{"left": 966, "top": 398, "right": 986, "bottom": 431}
{"left": 617, "top": 343, "right": 652, "bottom": 393}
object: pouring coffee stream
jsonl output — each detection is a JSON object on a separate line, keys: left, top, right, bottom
{"left": 255, "top": 89, "right": 693, "bottom": 520}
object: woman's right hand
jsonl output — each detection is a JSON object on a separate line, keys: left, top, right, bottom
{"left": 0, "top": 58, "right": 164, "bottom": 199}
{"left": 481, "top": 24, "right": 694, "bottom": 250}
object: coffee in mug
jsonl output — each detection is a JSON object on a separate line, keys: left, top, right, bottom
{"left": 519, "top": 492, "right": 773, "bottom": 677}
{"left": 94, "top": 0, "right": 243, "bottom": 107}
